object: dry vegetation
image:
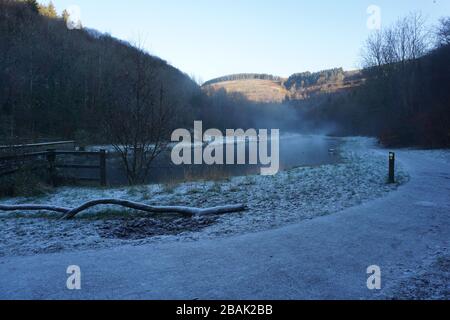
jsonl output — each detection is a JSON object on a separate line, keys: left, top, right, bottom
{"left": 204, "top": 79, "right": 289, "bottom": 103}
{"left": 202, "top": 71, "right": 364, "bottom": 103}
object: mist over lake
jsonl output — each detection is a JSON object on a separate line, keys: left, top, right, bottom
{"left": 94, "top": 134, "right": 340, "bottom": 185}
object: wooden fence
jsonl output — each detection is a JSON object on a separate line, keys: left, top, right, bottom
{"left": 0, "top": 149, "right": 107, "bottom": 186}
{"left": 0, "top": 141, "right": 76, "bottom": 152}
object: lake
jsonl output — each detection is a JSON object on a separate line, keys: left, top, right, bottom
{"left": 100, "top": 134, "right": 341, "bottom": 186}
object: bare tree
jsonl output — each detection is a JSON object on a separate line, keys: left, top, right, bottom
{"left": 436, "top": 17, "right": 450, "bottom": 47}
{"left": 104, "top": 44, "right": 175, "bottom": 185}
{"left": 362, "top": 12, "right": 429, "bottom": 68}
{"left": 362, "top": 30, "right": 384, "bottom": 68}
{"left": 405, "top": 13, "right": 429, "bottom": 60}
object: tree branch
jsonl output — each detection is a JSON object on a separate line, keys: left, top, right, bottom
{"left": 0, "top": 204, "right": 70, "bottom": 214}
{"left": 0, "top": 200, "right": 247, "bottom": 220}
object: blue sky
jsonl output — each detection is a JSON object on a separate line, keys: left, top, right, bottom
{"left": 47, "top": 0, "right": 449, "bottom": 81}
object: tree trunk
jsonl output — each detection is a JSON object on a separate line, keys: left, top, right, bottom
{"left": 0, "top": 200, "right": 247, "bottom": 220}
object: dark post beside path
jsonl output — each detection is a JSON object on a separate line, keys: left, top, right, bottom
{"left": 389, "top": 152, "right": 395, "bottom": 184}
{"left": 99, "top": 149, "right": 107, "bottom": 187}
{"left": 46, "top": 149, "right": 57, "bottom": 187}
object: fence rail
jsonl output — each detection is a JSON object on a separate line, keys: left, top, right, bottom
{"left": 0, "top": 141, "right": 76, "bottom": 151}
{"left": 0, "top": 151, "right": 49, "bottom": 161}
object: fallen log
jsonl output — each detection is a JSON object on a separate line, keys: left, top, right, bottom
{"left": 0, "top": 204, "right": 70, "bottom": 214}
{"left": 0, "top": 199, "right": 247, "bottom": 220}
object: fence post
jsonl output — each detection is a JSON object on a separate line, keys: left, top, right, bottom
{"left": 99, "top": 149, "right": 106, "bottom": 186}
{"left": 389, "top": 152, "right": 395, "bottom": 184}
{"left": 46, "top": 149, "right": 57, "bottom": 187}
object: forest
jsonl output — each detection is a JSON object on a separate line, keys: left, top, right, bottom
{"left": 284, "top": 68, "right": 346, "bottom": 90}
{"left": 1, "top": 1, "right": 449, "bottom": 150}
{"left": 290, "top": 14, "right": 450, "bottom": 148}
{"left": 0, "top": 0, "right": 200, "bottom": 145}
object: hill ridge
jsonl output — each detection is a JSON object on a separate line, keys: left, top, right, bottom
{"left": 202, "top": 69, "right": 364, "bottom": 103}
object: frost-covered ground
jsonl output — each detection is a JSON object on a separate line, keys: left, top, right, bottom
{"left": 407, "top": 149, "right": 450, "bottom": 165}
{"left": 0, "top": 137, "right": 408, "bottom": 257}
{"left": 381, "top": 249, "right": 450, "bottom": 300}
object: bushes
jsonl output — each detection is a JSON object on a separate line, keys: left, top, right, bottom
{"left": 0, "top": 168, "right": 51, "bottom": 198}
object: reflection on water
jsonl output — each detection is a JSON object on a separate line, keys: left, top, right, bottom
{"left": 103, "top": 134, "right": 341, "bottom": 186}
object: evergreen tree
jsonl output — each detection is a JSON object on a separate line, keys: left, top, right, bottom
{"left": 25, "top": 0, "right": 39, "bottom": 13}
{"left": 39, "top": 1, "right": 57, "bottom": 18}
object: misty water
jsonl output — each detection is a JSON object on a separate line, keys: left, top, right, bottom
{"left": 100, "top": 134, "right": 341, "bottom": 186}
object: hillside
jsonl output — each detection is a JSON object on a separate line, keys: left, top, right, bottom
{"left": 295, "top": 43, "right": 450, "bottom": 147}
{"left": 205, "top": 79, "right": 289, "bottom": 103}
{"left": 0, "top": 0, "right": 199, "bottom": 141}
{"left": 202, "top": 69, "right": 364, "bottom": 103}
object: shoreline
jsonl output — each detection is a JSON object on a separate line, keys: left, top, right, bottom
{"left": 0, "top": 137, "right": 408, "bottom": 258}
